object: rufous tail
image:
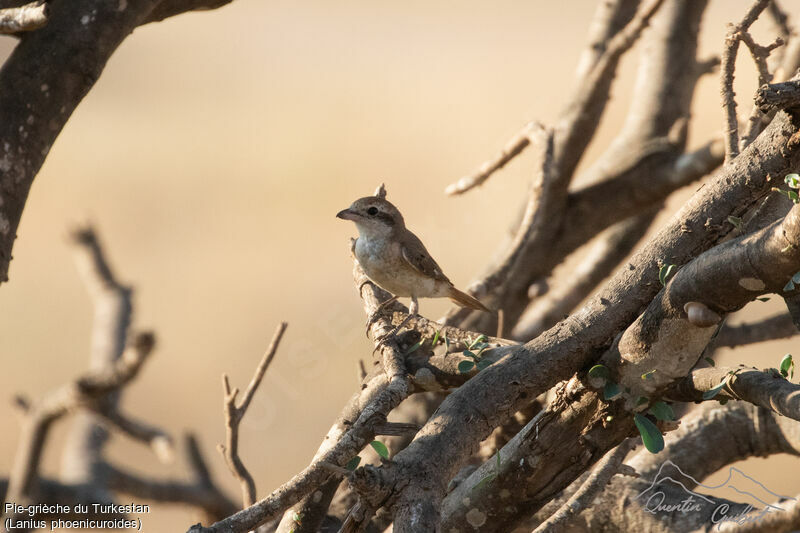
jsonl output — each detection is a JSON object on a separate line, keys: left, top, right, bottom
{"left": 448, "top": 286, "right": 490, "bottom": 312}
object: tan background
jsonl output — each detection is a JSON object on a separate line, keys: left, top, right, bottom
{"left": 0, "top": 1, "right": 798, "bottom": 530}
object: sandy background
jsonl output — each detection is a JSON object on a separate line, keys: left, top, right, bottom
{"left": 1, "top": 0, "right": 799, "bottom": 530}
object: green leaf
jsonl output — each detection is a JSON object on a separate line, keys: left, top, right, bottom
{"left": 756, "top": 297, "right": 770, "bottom": 302}
{"left": 727, "top": 216, "right": 742, "bottom": 230}
{"left": 404, "top": 339, "right": 424, "bottom": 355}
{"left": 648, "top": 401, "right": 675, "bottom": 421}
{"left": 476, "top": 359, "right": 493, "bottom": 371}
{"left": 345, "top": 456, "right": 361, "bottom": 471}
{"left": 786, "top": 173, "right": 800, "bottom": 189}
{"left": 641, "top": 370, "right": 656, "bottom": 381}
{"left": 780, "top": 353, "right": 794, "bottom": 379}
{"left": 472, "top": 473, "right": 496, "bottom": 491}
{"left": 704, "top": 356, "right": 715, "bottom": 367}
{"left": 702, "top": 375, "right": 730, "bottom": 400}
{"left": 496, "top": 450, "right": 501, "bottom": 470}
{"left": 469, "top": 335, "right": 488, "bottom": 349}
{"left": 463, "top": 349, "right": 477, "bottom": 359}
{"left": 790, "top": 190, "right": 800, "bottom": 203}
{"left": 432, "top": 329, "right": 441, "bottom": 347}
{"left": 634, "top": 414, "right": 665, "bottom": 454}
{"left": 588, "top": 364, "right": 610, "bottom": 379}
{"left": 458, "top": 360, "right": 476, "bottom": 374}
{"left": 793, "top": 272, "right": 800, "bottom": 284}
{"left": 444, "top": 333, "right": 450, "bottom": 351}
{"left": 785, "top": 279, "right": 795, "bottom": 292}
{"left": 370, "top": 440, "right": 389, "bottom": 459}
{"left": 603, "top": 382, "right": 621, "bottom": 400}
{"left": 659, "top": 264, "right": 676, "bottom": 287}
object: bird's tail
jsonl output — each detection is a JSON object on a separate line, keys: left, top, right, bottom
{"left": 448, "top": 286, "right": 490, "bottom": 313}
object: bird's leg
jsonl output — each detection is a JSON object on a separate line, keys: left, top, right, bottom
{"left": 365, "top": 294, "right": 399, "bottom": 336}
{"left": 374, "top": 296, "right": 419, "bottom": 353}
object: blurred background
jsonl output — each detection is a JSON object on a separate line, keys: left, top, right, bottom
{"left": 0, "top": 0, "right": 799, "bottom": 529}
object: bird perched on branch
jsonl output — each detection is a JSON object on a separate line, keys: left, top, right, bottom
{"left": 337, "top": 184, "right": 489, "bottom": 343}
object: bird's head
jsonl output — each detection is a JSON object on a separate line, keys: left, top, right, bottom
{"left": 336, "top": 197, "right": 405, "bottom": 237}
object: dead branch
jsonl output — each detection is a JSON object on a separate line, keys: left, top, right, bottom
{"left": 513, "top": 209, "right": 657, "bottom": 341}
{"left": 217, "top": 322, "right": 287, "bottom": 507}
{"left": 445, "top": 121, "right": 544, "bottom": 195}
{"left": 720, "top": 0, "right": 772, "bottom": 162}
{"left": 219, "top": 322, "right": 288, "bottom": 508}
{"left": 531, "top": 439, "right": 637, "bottom": 533}
{"left": 0, "top": 0, "right": 239, "bottom": 285}
{"left": 0, "top": 0, "right": 46, "bottom": 33}
{"left": 712, "top": 313, "right": 798, "bottom": 349}
{"left": 4, "top": 332, "right": 155, "bottom": 510}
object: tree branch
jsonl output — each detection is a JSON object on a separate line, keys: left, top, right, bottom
{"left": 0, "top": 0, "right": 47, "bottom": 33}
{"left": 218, "top": 322, "right": 288, "bottom": 509}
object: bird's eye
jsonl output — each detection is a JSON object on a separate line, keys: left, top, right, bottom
{"left": 367, "top": 207, "right": 378, "bottom": 216}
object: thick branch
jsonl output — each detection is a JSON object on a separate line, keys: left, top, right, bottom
{"left": 0, "top": 0, "right": 46, "bottom": 33}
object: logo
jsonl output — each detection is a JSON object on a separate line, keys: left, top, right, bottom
{"left": 634, "top": 460, "right": 795, "bottom": 529}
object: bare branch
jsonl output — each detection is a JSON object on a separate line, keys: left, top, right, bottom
{"left": 0, "top": 0, "right": 47, "bottom": 33}
{"left": 712, "top": 313, "right": 798, "bottom": 349}
{"left": 531, "top": 439, "right": 637, "bottom": 533}
{"left": 668, "top": 365, "right": 800, "bottom": 421}
{"left": 445, "top": 121, "right": 544, "bottom": 195}
{"left": 4, "top": 331, "right": 155, "bottom": 509}
{"left": 720, "top": 0, "right": 772, "bottom": 162}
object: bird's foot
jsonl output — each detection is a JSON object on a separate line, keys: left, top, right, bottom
{"left": 373, "top": 312, "right": 416, "bottom": 354}
{"left": 365, "top": 295, "right": 399, "bottom": 337}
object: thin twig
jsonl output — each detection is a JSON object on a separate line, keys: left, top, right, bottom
{"left": 720, "top": 0, "right": 772, "bottom": 162}
{"left": 218, "top": 322, "right": 288, "bottom": 508}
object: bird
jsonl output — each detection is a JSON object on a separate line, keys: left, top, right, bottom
{"left": 337, "top": 185, "right": 489, "bottom": 345}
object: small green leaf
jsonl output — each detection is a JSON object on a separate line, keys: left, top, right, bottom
{"left": 704, "top": 357, "right": 716, "bottom": 367}
{"left": 370, "top": 440, "right": 389, "bottom": 459}
{"left": 345, "top": 456, "right": 361, "bottom": 471}
{"left": 780, "top": 353, "right": 794, "bottom": 379}
{"left": 790, "top": 190, "right": 800, "bottom": 203}
{"left": 659, "top": 264, "right": 676, "bottom": 287}
{"left": 793, "top": 272, "right": 800, "bottom": 284}
{"left": 404, "top": 339, "right": 424, "bottom": 355}
{"left": 458, "top": 360, "right": 476, "bottom": 374}
{"left": 463, "top": 349, "right": 477, "bottom": 359}
{"left": 472, "top": 473, "right": 496, "bottom": 491}
{"left": 702, "top": 375, "right": 730, "bottom": 400}
{"left": 476, "top": 359, "right": 492, "bottom": 371}
{"left": 641, "top": 370, "right": 656, "bottom": 381}
{"left": 648, "top": 401, "right": 675, "bottom": 421}
{"left": 634, "top": 414, "right": 664, "bottom": 453}
{"left": 785, "top": 279, "right": 796, "bottom": 292}
{"left": 727, "top": 216, "right": 742, "bottom": 230}
{"left": 603, "top": 382, "right": 621, "bottom": 400}
{"left": 432, "top": 329, "right": 441, "bottom": 347}
{"left": 588, "top": 364, "right": 610, "bottom": 379}
{"left": 786, "top": 173, "right": 800, "bottom": 189}
{"left": 469, "top": 335, "right": 488, "bottom": 349}
{"left": 756, "top": 297, "right": 770, "bottom": 302}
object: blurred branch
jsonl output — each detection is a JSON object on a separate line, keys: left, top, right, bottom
{"left": 711, "top": 312, "right": 798, "bottom": 350}
{"left": 218, "top": 322, "right": 288, "bottom": 508}
{"left": 4, "top": 332, "right": 156, "bottom": 510}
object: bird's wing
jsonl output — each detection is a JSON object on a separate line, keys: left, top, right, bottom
{"left": 400, "top": 232, "right": 451, "bottom": 283}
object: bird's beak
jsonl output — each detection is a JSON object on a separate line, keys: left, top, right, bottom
{"left": 336, "top": 208, "right": 358, "bottom": 221}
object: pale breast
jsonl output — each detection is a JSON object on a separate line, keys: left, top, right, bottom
{"left": 354, "top": 237, "right": 438, "bottom": 297}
